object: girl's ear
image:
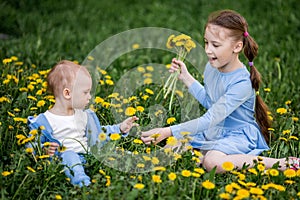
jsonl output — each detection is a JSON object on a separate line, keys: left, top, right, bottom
{"left": 63, "top": 88, "right": 72, "bottom": 99}
{"left": 233, "top": 41, "right": 243, "bottom": 53}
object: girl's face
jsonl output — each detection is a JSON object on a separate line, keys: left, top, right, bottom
{"left": 71, "top": 72, "right": 92, "bottom": 109}
{"left": 204, "top": 24, "right": 241, "bottom": 72}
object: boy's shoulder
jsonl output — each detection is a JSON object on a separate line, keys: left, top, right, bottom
{"left": 27, "top": 112, "right": 52, "bottom": 132}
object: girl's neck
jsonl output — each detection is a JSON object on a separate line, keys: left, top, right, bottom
{"left": 218, "top": 57, "right": 243, "bottom": 73}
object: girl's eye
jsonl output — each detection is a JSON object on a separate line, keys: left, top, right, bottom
{"left": 213, "top": 44, "right": 220, "bottom": 47}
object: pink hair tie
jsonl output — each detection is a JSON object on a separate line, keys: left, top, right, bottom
{"left": 243, "top": 31, "right": 249, "bottom": 37}
{"left": 248, "top": 61, "right": 254, "bottom": 67}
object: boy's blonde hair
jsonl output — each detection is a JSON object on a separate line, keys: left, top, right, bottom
{"left": 47, "top": 60, "right": 90, "bottom": 97}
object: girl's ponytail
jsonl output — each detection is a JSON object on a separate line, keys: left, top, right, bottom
{"left": 244, "top": 33, "right": 271, "bottom": 143}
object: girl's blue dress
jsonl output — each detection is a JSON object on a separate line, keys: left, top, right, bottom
{"left": 170, "top": 63, "right": 269, "bottom": 155}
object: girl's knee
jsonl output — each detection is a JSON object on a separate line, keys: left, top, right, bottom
{"left": 202, "top": 151, "right": 226, "bottom": 173}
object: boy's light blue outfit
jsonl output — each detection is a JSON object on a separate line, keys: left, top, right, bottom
{"left": 170, "top": 63, "right": 269, "bottom": 155}
{"left": 27, "top": 109, "right": 127, "bottom": 187}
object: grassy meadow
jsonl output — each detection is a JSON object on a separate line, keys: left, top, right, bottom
{"left": 1, "top": 0, "right": 300, "bottom": 199}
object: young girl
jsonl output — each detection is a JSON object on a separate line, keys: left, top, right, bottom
{"left": 27, "top": 60, "right": 138, "bottom": 186}
{"left": 141, "top": 10, "right": 300, "bottom": 173}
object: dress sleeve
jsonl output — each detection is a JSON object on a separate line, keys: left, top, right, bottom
{"left": 171, "top": 78, "right": 253, "bottom": 139}
{"left": 188, "top": 81, "right": 211, "bottom": 109}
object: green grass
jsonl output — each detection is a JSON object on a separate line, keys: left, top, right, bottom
{"left": 1, "top": 0, "right": 300, "bottom": 199}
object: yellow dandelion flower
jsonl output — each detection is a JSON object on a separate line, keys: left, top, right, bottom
{"left": 173, "top": 153, "right": 182, "bottom": 160}
{"left": 141, "top": 95, "right": 149, "bottom": 100}
{"left": 94, "top": 96, "right": 104, "bottom": 104}
{"left": 105, "top": 79, "right": 114, "bottom": 85}
{"left": 257, "top": 163, "right": 265, "bottom": 172}
{"left": 284, "top": 180, "right": 295, "bottom": 185}
{"left": 142, "top": 155, "right": 151, "bottom": 161}
{"left": 153, "top": 166, "right": 166, "bottom": 171}
{"left": 25, "top": 147, "right": 34, "bottom": 153}
{"left": 276, "top": 108, "right": 287, "bottom": 114}
{"left": 151, "top": 157, "right": 160, "bottom": 165}
{"left": 133, "top": 183, "right": 144, "bottom": 190}
{"left": 145, "top": 88, "right": 154, "bottom": 95}
{"left": 137, "top": 66, "right": 145, "bottom": 73}
{"left": 282, "top": 129, "right": 291, "bottom": 135}
{"left": 181, "top": 169, "right": 191, "bottom": 177}
{"left": 238, "top": 174, "right": 246, "bottom": 181}
{"left": 55, "top": 195, "right": 62, "bottom": 200}
{"left": 279, "top": 137, "right": 288, "bottom": 142}
{"left": 284, "top": 169, "right": 296, "bottom": 178}
{"left": 132, "top": 43, "right": 140, "bottom": 49}
{"left": 225, "top": 184, "right": 234, "bottom": 193}
{"left": 268, "top": 168, "right": 279, "bottom": 176}
{"left": 168, "top": 172, "right": 177, "bottom": 181}
{"left": 27, "top": 166, "right": 36, "bottom": 173}
{"left": 58, "top": 145, "right": 67, "bottom": 152}
{"left": 133, "top": 139, "right": 143, "bottom": 144}
{"left": 166, "top": 117, "right": 176, "bottom": 124}
{"left": 248, "top": 168, "right": 258, "bottom": 175}
{"left": 166, "top": 136, "right": 178, "bottom": 146}
{"left": 194, "top": 168, "right": 205, "bottom": 174}
{"left": 98, "top": 132, "right": 107, "bottom": 141}
{"left": 202, "top": 180, "right": 215, "bottom": 190}
{"left": 2, "top": 170, "right": 13, "bottom": 176}
{"left": 166, "top": 34, "right": 175, "bottom": 49}
{"left": 285, "top": 100, "right": 292, "bottom": 105}
{"left": 264, "top": 88, "right": 271, "bottom": 92}
{"left": 146, "top": 65, "right": 154, "bottom": 71}
{"left": 192, "top": 172, "right": 200, "bottom": 178}
{"left": 99, "top": 169, "right": 106, "bottom": 175}
{"left": 222, "top": 161, "right": 235, "bottom": 171}
{"left": 236, "top": 189, "right": 250, "bottom": 198}
{"left": 152, "top": 175, "right": 162, "bottom": 183}
{"left": 29, "top": 129, "right": 38, "bottom": 135}
{"left": 292, "top": 117, "right": 299, "bottom": 122}
{"left": 37, "top": 100, "right": 46, "bottom": 107}
{"left": 289, "top": 136, "right": 298, "bottom": 140}
{"left": 3, "top": 58, "right": 12, "bottom": 64}
{"left": 144, "top": 77, "right": 152, "bottom": 84}
{"left": 268, "top": 128, "right": 275, "bottom": 131}
{"left": 219, "top": 193, "right": 231, "bottom": 200}
{"left": 136, "top": 106, "right": 144, "bottom": 112}
{"left": 125, "top": 107, "right": 136, "bottom": 116}
{"left": 110, "top": 133, "right": 121, "bottom": 141}
{"left": 250, "top": 187, "right": 264, "bottom": 195}
{"left": 38, "top": 155, "right": 50, "bottom": 159}
{"left": 175, "top": 90, "right": 184, "bottom": 98}
{"left": 137, "top": 163, "right": 145, "bottom": 168}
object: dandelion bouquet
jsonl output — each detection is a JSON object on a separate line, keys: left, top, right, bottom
{"left": 159, "top": 34, "right": 196, "bottom": 111}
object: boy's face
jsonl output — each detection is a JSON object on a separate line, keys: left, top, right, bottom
{"left": 71, "top": 71, "right": 92, "bottom": 109}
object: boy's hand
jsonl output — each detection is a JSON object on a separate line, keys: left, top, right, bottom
{"left": 120, "top": 116, "right": 139, "bottom": 134}
{"left": 45, "top": 142, "right": 59, "bottom": 156}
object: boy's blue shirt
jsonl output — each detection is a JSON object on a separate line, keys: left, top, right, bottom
{"left": 27, "top": 109, "right": 128, "bottom": 154}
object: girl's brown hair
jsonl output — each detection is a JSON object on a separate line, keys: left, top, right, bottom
{"left": 206, "top": 10, "right": 271, "bottom": 143}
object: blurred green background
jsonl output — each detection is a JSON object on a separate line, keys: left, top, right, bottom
{"left": 1, "top": 0, "right": 300, "bottom": 118}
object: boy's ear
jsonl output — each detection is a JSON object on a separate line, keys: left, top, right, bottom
{"left": 63, "top": 88, "right": 72, "bottom": 99}
{"left": 233, "top": 41, "right": 243, "bottom": 53}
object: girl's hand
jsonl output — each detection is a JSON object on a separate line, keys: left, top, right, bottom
{"left": 141, "top": 127, "right": 172, "bottom": 145}
{"left": 170, "top": 58, "right": 195, "bottom": 87}
{"left": 120, "top": 116, "right": 139, "bottom": 134}
{"left": 45, "top": 142, "right": 59, "bottom": 156}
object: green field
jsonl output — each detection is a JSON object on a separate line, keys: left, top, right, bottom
{"left": 1, "top": 0, "right": 300, "bottom": 199}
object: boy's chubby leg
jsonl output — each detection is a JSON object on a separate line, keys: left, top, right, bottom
{"left": 61, "top": 150, "right": 91, "bottom": 187}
